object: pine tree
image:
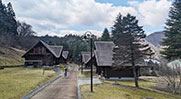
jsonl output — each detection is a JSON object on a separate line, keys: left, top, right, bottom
{"left": 112, "top": 13, "right": 151, "bottom": 88}
{"left": 0, "top": 0, "right": 7, "bottom": 35}
{"left": 0, "top": 1, "right": 17, "bottom": 35}
{"left": 101, "top": 28, "right": 111, "bottom": 41}
{"left": 6, "top": 2, "right": 18, "bottom": 35}
{"left": 161, "top": 0, "right": 181, "bottom": 60}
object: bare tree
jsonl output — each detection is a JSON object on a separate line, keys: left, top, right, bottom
{"left": 159, "top": 59, "right": 181, "bottom": 94}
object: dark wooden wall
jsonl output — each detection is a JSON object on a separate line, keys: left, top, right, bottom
{"left": 96, "top": 66, "right": 140, "bottom": 78}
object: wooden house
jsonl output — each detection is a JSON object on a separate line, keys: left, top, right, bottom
{"left": 94, "top": 41, "right": 147, "bottom": 78}
{"left": 62, "top": 51, "right": 69, "bottom": 64}
{"left": 22, "top": 40, "right": 65, "bottom": 67}
{"left": 81, "top": 52, "right": 91, "bottom": 68}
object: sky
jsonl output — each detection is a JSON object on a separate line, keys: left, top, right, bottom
{"left": 3, "top": 0, "right": 173, "bottom": 37}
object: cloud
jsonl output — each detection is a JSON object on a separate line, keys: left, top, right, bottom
{"left": 129, "top": 0, "right": 172, "bottom": 27}
{"left": 3, "top": 0, "right": 137, "bottom": 35}
{"left": 38, "top": 30, "right": 103, "bottom": 37}
{"left": 3, "top": 0, "right": 172, "bottom": 36}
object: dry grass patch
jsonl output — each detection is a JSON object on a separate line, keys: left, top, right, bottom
{"left": 0, "top": 47, "right": 25, "bottom": 66}
{"left": 0, "top": 68, "right": 58, "bottom": 99}
{"left": 79, "top": 71, "right": 96, "bottom": 78}
{"left": 81, "top": 84, "right": 181, "bottom": 99}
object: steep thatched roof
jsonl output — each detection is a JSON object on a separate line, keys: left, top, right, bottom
{"left": 62, "top": 51, "right": 69, "bottom": 59}
{"left": 49, "top": 46, "right": 63, "bottom": 58}
{"left": 94, "top": 41, "right": 114, "bottom": 66}
{"left": 81, "top": 52, "right": 91, "bottom": 64}
{"left": 22, "top": 40, "right": 63, "bottom": 58}
{"left": 94, "top": 41, "right": 114, "bottom": 51}
{"left": 94, "top": 41, "right": 148, "bottom": 67}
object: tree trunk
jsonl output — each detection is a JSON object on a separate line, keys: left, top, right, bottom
{"left": 131, "top": 44, "right": 139, "bottom": 88}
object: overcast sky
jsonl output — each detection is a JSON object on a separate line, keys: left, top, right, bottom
{"left": 3, "top": 0, "right": 173, "bottom": 37}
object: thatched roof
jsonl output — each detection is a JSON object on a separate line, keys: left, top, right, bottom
{"left": 62, "top": 51, "right": 69, "bottom": 59}
{"left": 94, "top": 41, "right": 114, "bottom": 66}
{"left": 94, "top": 41, "right": 114, "bottom": 51}
{"left": 81, "top": 52, "right": 91, "bottom": 64}
{"left": 49, "top": 46, "right": 63, "bottom": 58}
{"left": 94, "top": 41, "right": 148, "bottom": 67}
{"left": 22, "top": 40, "right": 63, "bottom": 58}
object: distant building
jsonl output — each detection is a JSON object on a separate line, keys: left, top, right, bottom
{"left": 22, "top": 40, "right": 67, "bottom": 67}
{"left": 94, "top": 41, "right": 148, "bottom": 78}
{"left": 81, "top": 51, "right": 95, "bottom": 68}
{"left": 62, "top": 51, "right": 69, "bottom": 64}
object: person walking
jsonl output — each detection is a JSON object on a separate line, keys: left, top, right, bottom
{"left": 64, "top": 66, "right": 68, "bottom": 77}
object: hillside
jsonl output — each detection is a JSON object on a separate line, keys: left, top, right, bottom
{"left": 146, "top": 31, "right": 165, "bottom": 48}
{"left": 145, "top": 40, "right": 160, "bottom": 59}
{"left": 0, "top": 47, "right": 25, "bottom": 66}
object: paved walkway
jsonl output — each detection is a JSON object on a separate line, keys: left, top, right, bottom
{"left": 78, "top": 77, "right": 102, "bottom": 85}
{"left": 31, "top": 66, "right": 78, "bottom": 99}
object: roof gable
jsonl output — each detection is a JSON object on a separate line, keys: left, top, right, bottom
{"left": 49, "top": 46, "right": 63, "bottom": 58}
{"left": 81, "top": 51, "right": 94, "bottom": 64}
{"left": 81, "top": 52, "right": 91, "bottom": 64}
{"left": 62, "top": 51, "right": 69, "bottom": 59}
{"left": 22, "top": 40, "right": 63, "bottom": 58}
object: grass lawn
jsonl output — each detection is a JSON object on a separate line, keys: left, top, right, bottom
{"left": 0, "top": 68, "right": 58, "bottom": 99}
{"left": 79, "top": 71, "right": 97, "bottom": 78}
{"left": 81, "top": 84, "right": 181, "bottom": 99}
{"left": 103, "top": 80, "right": 157, "bottom": 88}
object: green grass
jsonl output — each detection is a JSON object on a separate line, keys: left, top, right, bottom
{"left": 0, "top": 47, "right": 25, "bottom": 66}
{"left": 81, "top": 84, "right": 181, "bottom": 99}
{"left": 57, "top": 64, "right": 65, "bottom": 72}
{"left": 0, "top": 68, "right": 58, "bottom": 99}
{"left": 103, "top": 80, "right": 157, "bottom": 88}
{"left": 79, "top": 71, "right": 97, "bottom": 78}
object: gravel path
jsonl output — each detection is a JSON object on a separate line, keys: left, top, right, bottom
{"left": 31, "top": 65, "right": 78, "bottom": 99}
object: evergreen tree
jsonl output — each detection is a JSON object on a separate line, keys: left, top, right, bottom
{"left": 112, "top": 13, "right": 151, "bottom": 88}
{"left": 101, "top": 28, "right": 111, "bottom": 41}
{"left": 161, "top": 0, "right": 181, "bottom": 60}
{"left": 0, "top": 0, "right": 7, "bottom": 34}
{"left": 0, "top": 1, "right": 17, "bottom": 35}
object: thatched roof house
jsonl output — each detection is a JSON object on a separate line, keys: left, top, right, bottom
{"left": 94, "top": 41, "right": 148, "bottom": 78}
{"left": 81, "top": 51, "right": 95, "bottom": 68}
{"left": 81, "top": 52, "right": 91, "bottom": 64}
{"left": 62, "top": 51, "right": 69, "bottom": 59}
{"left": 22, "top": 40, "right": 65, "bottom": 66}
{"left": 62, "top": 51, "right": 69, "bottom": 63}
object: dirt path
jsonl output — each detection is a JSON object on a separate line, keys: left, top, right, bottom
{"left": 31, "top": 65, "right": 78, "bottom": 99}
